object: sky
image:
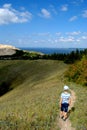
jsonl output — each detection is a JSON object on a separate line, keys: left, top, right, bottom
{"left": 0, "top": 0, "right": 87, "bottom": 48}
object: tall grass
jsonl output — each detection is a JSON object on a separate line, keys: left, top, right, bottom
{"left": 64, "top": 57, "right": 87, "bottom": 129}
{"left": 0, "top": 60, "right": 67, "bottom": 130}
{"left": 0, "top": 60, "right": 87, "bottom": 130}
{"left": 66, "top": 82, "right": 87, "bottom": 130}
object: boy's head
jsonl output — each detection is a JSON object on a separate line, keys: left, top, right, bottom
{"left": 64, "top": 85, "right": 69, "bottom": 90}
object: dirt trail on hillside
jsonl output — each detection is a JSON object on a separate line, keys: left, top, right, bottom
{"left": 51, "top": 90, "right": 76, "bottom": 130}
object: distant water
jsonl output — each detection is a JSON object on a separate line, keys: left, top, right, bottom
{"left": 19, "top": 47, "right": 85, "bottom": 54}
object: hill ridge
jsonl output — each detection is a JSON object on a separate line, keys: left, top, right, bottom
{"left": 0, "top": 44, "right": 18, "bottom": 56}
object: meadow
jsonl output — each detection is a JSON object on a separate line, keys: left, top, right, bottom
{"left": 0, "top": 60, "right": 87, "bottom": 130}
{"left": 0, "top": 60, "right": 67, "bottom": 130}
{"left": 65, "top": 82, "right": 87, "bottom": 130}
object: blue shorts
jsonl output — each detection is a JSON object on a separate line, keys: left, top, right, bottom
{"left": 61, "top": 103, "right": 69, "bottom": 112}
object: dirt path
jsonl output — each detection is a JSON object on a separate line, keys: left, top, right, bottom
{"left": 51, "top": 90, "right": 76, "bottom": 130}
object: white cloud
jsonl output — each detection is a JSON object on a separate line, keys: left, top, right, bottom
{"left": 81, "top": 36, "right": 87, "bottom": 40}
{"left": 76, "top": 39, "right": 80, "bottom": 42}
{"left": 82, "top": 10, "right": 87, "bottom": 18}
{"left": 69, "top": 16, "right": 77, "bottom": 21}
{"left": 3, "top": 3, "right": 12, "bottom": 8}
{"left": 2, "top": 31, "right": 87, "bottom": 48}
{"left": 59, "top": 37, "right": 75, "bottom": 42}
{"left": 61, "top": 5, "right": 68, "bottom": 11}
{"left": 66, "top": 31, "right": 81, "bottom": 35}
{"left": 39, "top": 8, "right": 51, "bottom": 18}
{"left": 0, "top": 4, "right": 32, "bottom": 25}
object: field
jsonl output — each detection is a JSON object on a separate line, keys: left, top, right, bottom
{"left": 0, "top": 60, "right": 87, "bottom": 130}
{"left": 69, "top": 83, "right": 87, "bottom": 130}
{"left": 0, "top": 60, "right": 67, "bottom": 130}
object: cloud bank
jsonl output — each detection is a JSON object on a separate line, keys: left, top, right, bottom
{"left": 0, "top": 4, "right": 32, "bottom": 25}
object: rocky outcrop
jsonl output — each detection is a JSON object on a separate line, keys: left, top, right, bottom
{"left": 0, "top": 44, "right": 18, "bottom": 56}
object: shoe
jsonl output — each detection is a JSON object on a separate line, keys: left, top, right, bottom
{"left": 63, "top": 117, "right": 68, "bottom": 121}
{"left": 61, "top": 116, "right": 64, "bottom": 119}
{"left": 63, "top": 118, "right": 66, "bottom": 121}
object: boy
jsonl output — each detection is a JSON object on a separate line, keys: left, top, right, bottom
{"left": 59, "top": 85, "right": 71, "bottom": 121}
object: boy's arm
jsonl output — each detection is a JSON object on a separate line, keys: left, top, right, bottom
{"left": 59, "top": 98, "right": 62, "bottom": 107}
{"left": 69, "top": 96, "right": 71, "bottom": 106}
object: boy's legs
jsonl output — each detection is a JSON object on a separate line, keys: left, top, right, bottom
{"left": 63, "top": 112, "right": 68, "bottom": 119}
{"left": 60, "top": 111, "right": 64, "bottom": 118}
{"left": 63, "top": 103, "right": 69, "bottom": 119}
{"left": 60, "top": 104, "right": 64, "bottom": 118}
{"left": 60, "top": 103, "right": 69, "bottom": 119}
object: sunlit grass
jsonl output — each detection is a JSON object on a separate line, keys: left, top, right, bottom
{"left": 64, "top": 57, "right": 87, "bottom": 130}
{"left": 0, "top": 60, "right": 86, "bottom": 130}
{"left": 66, "top": 82, "right": 87, "bottom": 130}
{"left": 0, "top": 60, "right": 67, "bottom": 130}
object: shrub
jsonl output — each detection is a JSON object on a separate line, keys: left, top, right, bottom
{"left": 65, "top": 57, "right": 87, "bottom": 86}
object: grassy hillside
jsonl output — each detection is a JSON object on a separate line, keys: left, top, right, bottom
{"left": 0, "top": 60, "right": 87, "bottom": 130}
{"left": 0, "top": 60, "right": 67, "bottom": 130}
{"left": 65, "top": 56, "right": 87, "bottom": 86}
{"left": 64, "top": 56, "right": 87, "bottom": 130}
{"left": 0, "top": 60, "right": 67, "bottom": 94}
{"left": 67, "top": 82, "right": 87, "bottom": 130}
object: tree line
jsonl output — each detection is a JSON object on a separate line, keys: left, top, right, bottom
{"left": 45, "top": 49, "right": 87, "bottom": 63}
{"left": 0, "top": 48, "right": 87, "bottom": 64}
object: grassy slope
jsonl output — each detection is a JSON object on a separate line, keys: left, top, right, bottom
{"left": 0, "top": 60, "right": 87, "bottom": 130}
{"left": 0, "top": 60, "right": 67, "bottom": 130}
{"left": 64, "top": 57, "right": 87, "bottom": 130}
{"left": 68, "top": 82, "right": 87, "bottom": 130}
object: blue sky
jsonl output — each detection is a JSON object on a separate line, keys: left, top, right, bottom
{"left": 0, "top": 0, "right": 87, "bottom": 48}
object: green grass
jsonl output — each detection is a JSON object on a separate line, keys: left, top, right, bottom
{"left": 64, "top": 57, "right": 87, "bottom": 130}
{"left": 0, "top": 60, "right": 67, "bottom": 130}
{"left": 0, "top": 60, "right": 87, "bottom": 130}
{"left": 67, "top": 82, "right": 87, "bottom": 130}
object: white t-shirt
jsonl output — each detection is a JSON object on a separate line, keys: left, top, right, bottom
{"left": 61, "top": 92, "right": 71, "bottom": 104}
